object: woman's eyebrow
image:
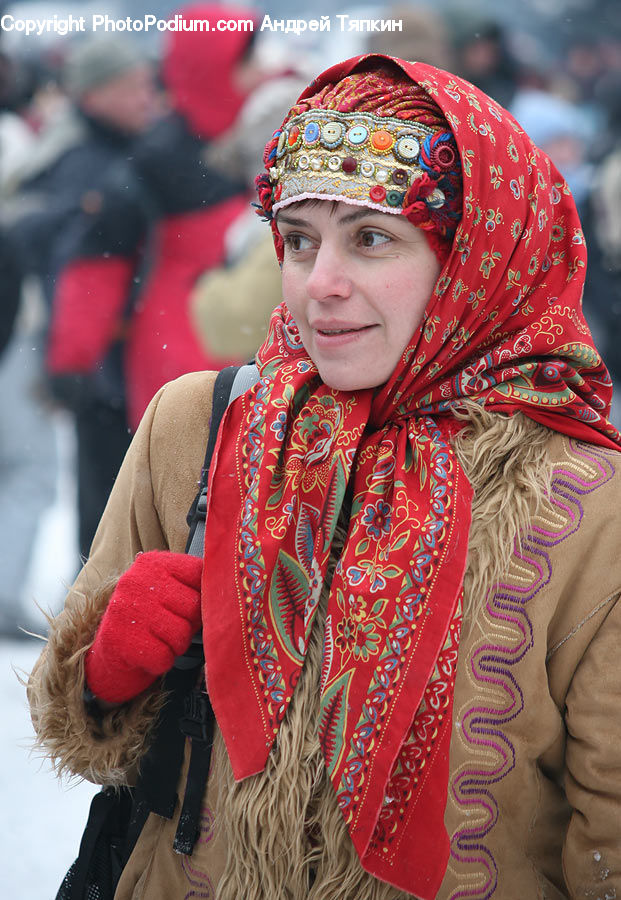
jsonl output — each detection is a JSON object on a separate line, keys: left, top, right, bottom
{"left": 275, "top": 212, "right": 309, "bottom": 227}
{"left": 276, "top": 207, "right": 389, "bottom": 227}
{"left": 336, "top": 207, "right": 389, "bottom": 226}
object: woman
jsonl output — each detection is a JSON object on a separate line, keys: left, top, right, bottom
{"left": 28, "top": 54, "right": 621, "bottom": 899}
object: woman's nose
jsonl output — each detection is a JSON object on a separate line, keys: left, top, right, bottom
{"left": 305, "top": 244, "right": 352, "bottom": 301}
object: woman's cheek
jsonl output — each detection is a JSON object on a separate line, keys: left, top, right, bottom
{"left": 281, "top": 269, "right": 303, "bottom": 318}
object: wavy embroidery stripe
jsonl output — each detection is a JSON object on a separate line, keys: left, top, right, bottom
{"left": 182, "top": 805, "right": 216, "bottom": 899}
{"left": 448, "top": 440, "right": 616, "bottom": 899}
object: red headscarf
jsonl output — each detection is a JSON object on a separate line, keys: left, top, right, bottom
{"left": 161, "top": 3, "right": 257, "bottom": 139}
{"left": 256, "top": 63, "right": 463, "bottom": 266}
{"left": 202, "top": 55, "right": 621, "bottom": 898}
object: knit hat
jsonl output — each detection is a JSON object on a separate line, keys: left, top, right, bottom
{"left": 255, "top": 58, "right": 463, "bottom": 264}
{"left": 63, "top": 36, "right": 143, "bottom": 99}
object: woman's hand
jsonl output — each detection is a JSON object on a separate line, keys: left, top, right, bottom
{"left": 85, "top": 550, "right": 203, "bottom": 704}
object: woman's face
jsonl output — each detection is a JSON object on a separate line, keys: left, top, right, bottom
{"left": 277, "top": 200, "right": 441, "bottom": 391}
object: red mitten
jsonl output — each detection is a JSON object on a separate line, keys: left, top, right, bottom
{"left": 85, "top": 550, "right": 203, "bottom": 704}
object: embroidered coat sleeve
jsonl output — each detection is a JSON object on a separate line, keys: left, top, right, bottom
{"left": 562, "top": 590, "right": 621, "bottom": 896}
{"left": 27, "top": 370, "right": 216, "bottom": 785}
{"left": 189, "top": 234, "right": 282, "bottom": 362}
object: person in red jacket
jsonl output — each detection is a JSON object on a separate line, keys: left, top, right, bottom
{"left": 47, "top": 4, "right": 261, "bottom": 557}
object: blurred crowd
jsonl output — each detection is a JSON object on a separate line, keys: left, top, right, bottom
{"left": 1, "top": 0, "right": 621, "bottom": 638}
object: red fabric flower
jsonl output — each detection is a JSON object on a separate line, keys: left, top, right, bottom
{"left": 254, "top": 173, "right": 274, "bottom": 220}
{"left": 402, "top": 172, "right": 436, "bottom": 230}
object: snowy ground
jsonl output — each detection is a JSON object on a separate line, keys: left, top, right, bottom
{"left": 0, "top": 413, "right": 97, "bottom": 899}
{"left": 1, "top": 638, "right": 98, "bottom": 899}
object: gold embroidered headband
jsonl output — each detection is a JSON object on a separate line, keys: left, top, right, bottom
{"left": 268, "top": 108, "right": 453, "bottom": 215}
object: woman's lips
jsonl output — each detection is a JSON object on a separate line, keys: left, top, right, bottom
{"left": 312, "top": 323, "right": 376, "bottom": 347}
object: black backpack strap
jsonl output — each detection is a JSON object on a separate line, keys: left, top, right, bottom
{"left": 134, "top": 667, "right": 199, "bottom": 817}
{"left": 172, "top": 363, "right": 259, "bottom": 855}
{"left": 172, "top": 680, "right": 215, "bottom": 854}
{"left": 185, "top": 365, "right": 239, "bottom": 555}
{"left": 121, "top": 662, "right": 202, "bottom": 865}
{"left": 185, "top": 363, "right": 259, "bottom": 556}
{"left": 123, "top": 365, "right": 259, "bottom": 862}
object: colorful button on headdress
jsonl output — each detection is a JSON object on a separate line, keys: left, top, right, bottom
{"left": 255, "top": 64, "right": 463, "bottom": 263}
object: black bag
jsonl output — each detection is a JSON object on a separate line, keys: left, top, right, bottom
{"left": 55, "top": 787, "right": 134, "bottom": 900}
{"left": 55, "top": 364, "right": 259, "bottom": 900}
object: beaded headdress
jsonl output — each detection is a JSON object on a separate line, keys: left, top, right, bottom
{"left": 255, "top": 62, "right": 463, "bottom": 263}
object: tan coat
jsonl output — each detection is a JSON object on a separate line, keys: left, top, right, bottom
{"left": 28, "top": 371, "right": 621, "bottom": 899}
{"left": 189, "top": 235, "right": 282, "bottom": 362}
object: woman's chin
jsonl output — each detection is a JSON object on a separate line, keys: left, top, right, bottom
{"left": 318, "top": 366, "right": 384, "bottom": 392}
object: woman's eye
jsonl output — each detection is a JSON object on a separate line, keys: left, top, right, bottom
{"left": 283, "top": 233, "right": 313, "bottom": 252}
{"left": 359, "top": 230, "right": 391, "bottom": 248}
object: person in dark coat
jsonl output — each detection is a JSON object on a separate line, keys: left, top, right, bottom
{"left": 0, "top": 227, "right": 21, "bottom": 357}
{"left": 44, "top": 4, "right": 264, "bottom": 560}
{"left": 46, "top": 3, "right": 261, "bottom": 438}
{"left": 8, "top": 35, "right": 155, "bottom": 310}
{"left": 7, "top": 33, "right": 158, "bottom": 562}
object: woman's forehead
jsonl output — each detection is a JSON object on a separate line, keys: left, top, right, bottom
{"left": 275, "top": 198, "right": 404, "bottom": 224}
{"left": 276, "top": 198, "right": 345, "bottom": 217}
